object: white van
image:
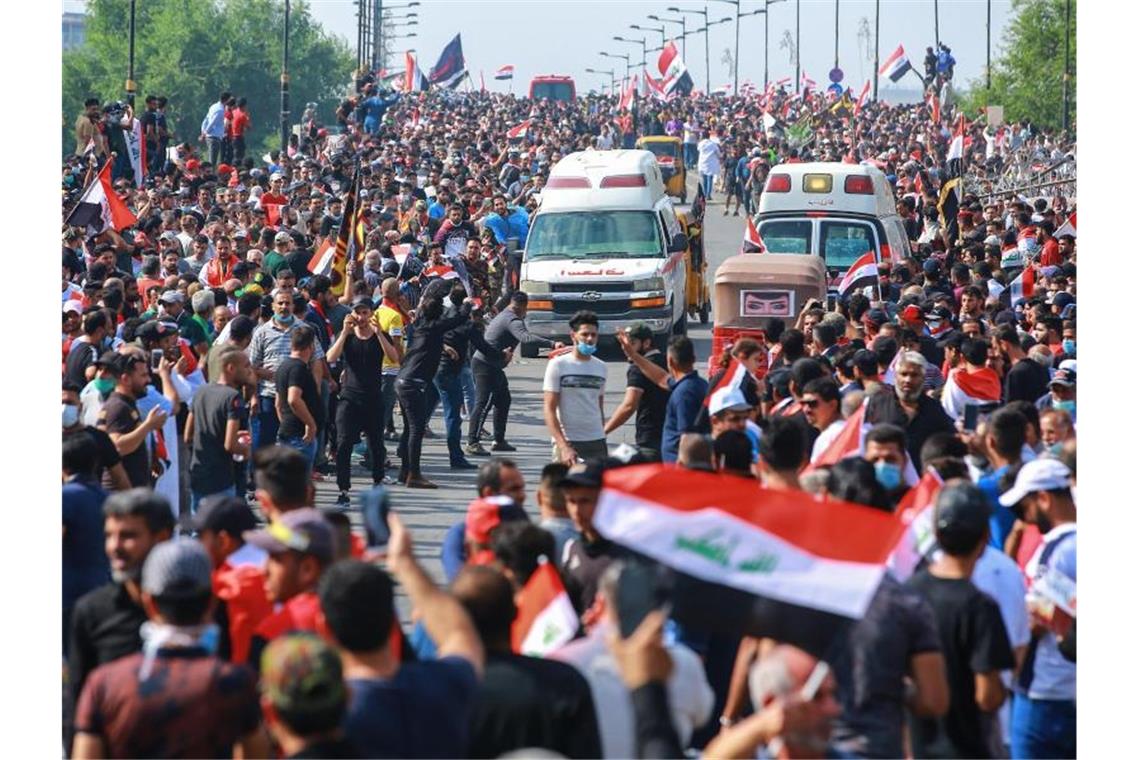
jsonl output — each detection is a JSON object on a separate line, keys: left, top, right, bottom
{"left": 518, "top": 150, "right": 690, "bottom": 356}
{"left": 754, "top": 162, "right": 910, "bottom": 293}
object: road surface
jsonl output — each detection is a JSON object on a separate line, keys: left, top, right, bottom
{"left": 312, "top": 171, "right": 746, "bottom": 589}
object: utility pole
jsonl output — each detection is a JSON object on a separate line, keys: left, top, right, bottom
{"left": 986, "top": 0, "right": 992, "bottom": 90}
{"left": 764, "top": 7, "right": 770, "bottom": 87}
{"left": 1062, "top": 0, "right": 1071, "bottom": 131}
{"left": 281, "top": 0, "right": 291, "bottom": 153}
{"left": 833, "top": 0, "right": 839, "bottom": 71}
{"left": 795, "top": 0, "right": 800, "bottom": 90}
{"left": 873, "top": 0, "right": 880, "bottom": 100}
{"left": 126, "top": 0, "right": 136, "bottom": 107}
{"left": 372, "top": 0, "right": 383, "bottom": 72}
{"left": 934, "top": 0, "right": 940, "bottom": 49}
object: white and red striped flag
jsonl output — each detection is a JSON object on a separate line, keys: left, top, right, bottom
{"left": 805, "top": 401, "right": 868, "bottom": 469}
{"left": 775, "top": 76, "right": 792, "bottom": 88}
{"left": 836, "top": 251, "right": 878, "bottom": 297}
{"left": 742, "top": 216, "right": 765, "bottom": 253}
{"left": 940, "top": 366, "right": 1002, "bottom": 422}
{"left": 64, "top": 160, "right": 138, "bottom": 239}
{"left": 705, "top": 357, "right": 749, "bottom": 410}
{"left": 801, "top": 71, "right": 816, "bottom": 90}
{"left": 887, "top": 469, "right": 944, "bottom": 582}
{"left": 307, "top": 238, "right": 335, "bottom": 275}
{"left": 506, "top": 120, "right": 532, "bottom": 140}
{"left": 1054, "top": 212, "right": 1076, "bottom": 238}
{"left": 510, "top": 559, "right": 578, "bottom": 656}
{"left": 594, "top": 464, "right": 907, "bottom": 658}
{"left": 1009, "top": 266, "right": 1036, "bottom": 304}
{"left": 494, "top": 64, "right": 515, "bottom": 80}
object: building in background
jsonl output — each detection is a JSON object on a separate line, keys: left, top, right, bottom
{"left": 63, "top": 11, "right": 86, "bottom": 51}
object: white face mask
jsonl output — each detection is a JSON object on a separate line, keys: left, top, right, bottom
{"left": 63, "top": 403, "right": 80, "bottom": 428}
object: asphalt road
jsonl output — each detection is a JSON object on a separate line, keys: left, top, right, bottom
{"left": 312, "top": 170, "right": 746, "bottom": 590}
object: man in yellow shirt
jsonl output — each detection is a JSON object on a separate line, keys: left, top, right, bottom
{"left": 372, "top": 277, "right": 407, "bottom": 477}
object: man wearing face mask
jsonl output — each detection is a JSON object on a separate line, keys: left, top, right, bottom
{"left": 998, "top": 460, "right": 1077, "bottom": 760}
{"left": 1036, "top": 361, "right": 1076, "bottom": 424}
{"left": 863, "top": 425, "right": 912, "bottom": 508}
{"left": 65, "top": 381, "right": 131, "bottom": 492}
{"left": 544, "top": 311, "right": 608, "bottom": 466}
{"left": 248, "top": 290, "right": 326, "bottom": 451}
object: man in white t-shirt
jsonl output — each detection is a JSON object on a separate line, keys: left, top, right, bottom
{"left": 802, "top": 377, "right": 846, "bottom": 464}
{"left": 696, "top": 130, "right": 722, "bottom": 200}
{"left": 543, "top": 310, "right": 608, "bottom": 465}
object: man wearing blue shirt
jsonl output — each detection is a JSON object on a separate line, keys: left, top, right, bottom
{"left": 200, "top": 91, "right": 230, "bottom": 167}
{"left": 617, "top": 334, "right": 708, "bottom": 464}
{"left": 357, "top": 86, "right": 400, "bottom": 135}
{"left": 481, "top": 195, "right": 530, "bottom": 248}
{"left": 998, "top": 459, "right": 1076, "bottom": 760}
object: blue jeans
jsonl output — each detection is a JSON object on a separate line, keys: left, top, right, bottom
{"left": 190, "top": 485, "right": 236, "bottom": 515}
{"left": 700, "top": 173, "right": 715, "bottom": 198}
{"left": 683, "top": 142, "right": 697, "bottom": 168}
{"left": 1010, "top": 693, "right": 1076, "bottom": 759}
{"left": 254, "top": 395, "right": 280, "bottom": 451}
{"left": 434, "top": 369, "right": 466, "bottom": 464}
{"left": 278, "top": 435, "right": 317, "bottom": 471}
{"left": 459, "top": 364, "right": 476, "bottom": 412}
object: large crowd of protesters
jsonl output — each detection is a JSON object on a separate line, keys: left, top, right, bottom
{"left": 61, "top": 60, "right": 1076, "bottom": 759}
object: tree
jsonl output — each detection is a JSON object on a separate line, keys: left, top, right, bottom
{"left": 62, "top": 0, "right": 353, "bottom": 157}
{"left": 957, "top": 0, "right": 1076, "bottom": 131}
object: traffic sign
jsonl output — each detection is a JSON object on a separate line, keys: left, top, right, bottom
{"left": 828, "top": 67, "right": 844, "bottom": 83}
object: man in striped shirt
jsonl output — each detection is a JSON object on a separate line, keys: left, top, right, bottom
{"left": 248, "top": 290, "right": 325, "bottom": 450}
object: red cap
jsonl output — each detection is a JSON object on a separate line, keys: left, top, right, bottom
{"left": 217, "top": 163, "right": 234, "bottom": 175}
{"left": 901, "top": 304, "right": 924, "bottom": 323}
{"left": 185, "top": 158, "right": 201, "bottom": 172}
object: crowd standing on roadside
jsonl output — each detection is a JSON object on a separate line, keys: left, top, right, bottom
{"left": 61, "top": 60, "right": 1075, "bottom": 758}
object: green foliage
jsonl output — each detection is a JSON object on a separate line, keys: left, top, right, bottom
{"left": 62, "top": 0, "right": 353, "bottom": 157}
{"left": 957, "top": 0, "right": 1076, "bottom": 131}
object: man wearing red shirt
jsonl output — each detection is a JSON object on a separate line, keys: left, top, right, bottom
{"left": 231, "top": 97, "right": 250, "bottom": 163}
{"left": 200, "top": 235, "right": 241, "bottom": 288}
{"left": 193, "top": 495, "right": 272, "bottom": 665}
{"left": 243, "top": 508, "right": 334, "bottom": 671}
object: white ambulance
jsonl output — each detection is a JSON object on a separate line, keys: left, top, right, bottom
{"left": 518, "top": 150, "right": 690, "bottom": 356}
{"left": 754, "top": 162, "right": 910, "bottom": 295}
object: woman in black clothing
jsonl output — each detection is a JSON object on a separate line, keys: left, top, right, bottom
{"left": 325, "top": 296, "right": 401, "bottom": 508}
{"left": 395, "top": 293, "right": 472, "bottom": 488}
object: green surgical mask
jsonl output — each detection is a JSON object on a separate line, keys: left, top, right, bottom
{"left": 93, "top": 377, "right": 115, "bottom": 395}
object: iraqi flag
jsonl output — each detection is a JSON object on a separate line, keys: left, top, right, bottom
{"left": 404, "top": 51, "right": 428, "bottom": 92}
{"left": 619, "top": 76, "right": 637, "bottom": 111}
{"left": 854, "top": 80, "right": 870, "bottom": 116}
{"left": 878, "top": 44, "right": 913, "bottom": 82}
{"left": 507, "top": 119, "right": 532, "bottom": 140}
{"left": 887, "top": 469, "right": 944, "bottom": 582}
{"left": 742, "top": 216, "right": 765, "bottom": 253}
{"left": 494, "top": 64, "right": 515, "bottom": 81}
{"left": 307, "top": 237, "right": 335, "bottom": 275}
{"left": 705, "top": 357, "right": 749, "bottom": 410}
{"left": 940, "top": 367, "right": 1002, "bottom": 422}
{"left": 644, "top": 68, "right": 671, "bottom": 102}
{"left": 65, "top": 160, "right": 138, "bottom": 239}
{"left": 1054, "top": 212, "right": 1076, "bottom": 238}
{"left": 806, "top": 401, "right": 867, "bottom": 469}
{"left": 594, "top": 464, "right": 907, "bottom": 659}
{"left": 926, "top": 90, "right": 941, "bottom": 125}
{"left": 658, "top": 41, "right": 695, "bottom": 96}
{"left": 800, "top": 71, "right": 817, "bottom": 91}
{"left": 837, "top": 251, "right": 878, "bottom": 297}
{"left": 126, "top": 118, "right": 147, "bottom": 188}
{"left": 938, "top": 114, "right": 965, "bottom": 242}
{"left": 1008, "top": 266, "right": 1036, "bottom": 304}
{"left": 511, "top": 560, "right": 579, "bottom": 656}
{"left": 775, "top": 76, "right": 792, "bottom": 88}
{"left": 429, "top": 34, "right": 468, "bottom": 89}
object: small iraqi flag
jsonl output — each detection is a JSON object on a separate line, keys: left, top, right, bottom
{"left": 854, "top": 80, "right": 870, "bottom": 116}
{"left": 1054, "top": 212, "right": 1076, "bottom": 238}
{"left": 307, "top": 238, "right": 335, "bottom": 275}
{"left": 511, "top": 559, "right": 579, "bottom": 656}
{"left": 742, "top": 216, "right": 765, "bottom": 253}
{"left": 507, "top": 120, "right": 532, "bottom": 140}
{"left": 1009, "top": 266, "right": 1036, "bottom": 304}
{"left": 705, "top": 357, "right": 749, "bottom": 409}
{"left": 65, "top": 160, "right": 137, "bottom": 239}
{"left": 887, "top": 469, "right": 944, "bottom": 582}
{"left": 806, "top": 400, "right": 867, "bottom": 468}
{"left": 940, "top": 366, "right": 1002, "bottom": 422}
{"left": 836, "top": 251, "right": 878, "bottom": 297}
{"left": 494, "top": 64, "right": 515, "bottom": 81}
{"left": 594, "top": 464, "right": 907, "bottom": 659}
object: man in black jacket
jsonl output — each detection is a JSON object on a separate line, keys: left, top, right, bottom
{"left": 467, "top": 292, "right": 562, "bottom": 456}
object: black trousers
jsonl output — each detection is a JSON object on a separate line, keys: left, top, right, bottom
{"left": 469, "top": 358, "right": 510, "bottom": 445}
{"left": 396, "top": 378, "right": 429, "bottom": 478}
{"left": 335, "top": 395, "right": 385, "bottom": 491}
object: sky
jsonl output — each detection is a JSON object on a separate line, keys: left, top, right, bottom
{"left": 64, "top": 0, "right": 1015, "bottom": 98}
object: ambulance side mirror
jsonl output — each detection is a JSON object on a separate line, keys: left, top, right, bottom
{"left": 668, "top": 232, "right": 688, "bottom": 253}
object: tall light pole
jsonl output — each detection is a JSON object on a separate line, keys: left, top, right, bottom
{"left": 632, "top": 23, "right": 667, "bottom": 49}
{"left": 281, "top": 0, "right": 290, "bottom": 153}
{"left": 934, "top": 0, "right": 940, "bottom": 49}
{"left": 795, "top": 0, "right": 800, "bottom": 89}
{"left": 762, "top": 0, "right": 787, "bottom": 88}
{"left": 586, "top": 67, "right": 616, "bottom": 95}
{"left": 601, "top": 51, "right": 632, "bottom": 89}
{"left": 649, "top": 14, "right": 688, "bottom": 59}
{"left": 376, "top": 2, "right": 420, "bottom": 71}
{"left": 737, "top": 7, "right": 767, "bottom": 89}
{"left": 668, "top": 6, "right": 712, "bottom": 94}
{"left": 986, "top": 0, "right": 992, "bottom": 90}
{"left": 126, "top": 0, "right": 136, "bottom": 108}
{"left": 873, "top": 0, "right": 880, "bottom": 100}
{"left": 614, "top": 35, "right": 648, "bottom": 68}
{"left": 1062, "top": 0, "right": 1071, "bottom": 131}
{"left": 833, "top": 0, "right": 840, "bottom": 71}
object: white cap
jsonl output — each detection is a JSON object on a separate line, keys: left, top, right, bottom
{"left": 709, "top": 387, "right": 752, "bottom": 417}
{"left": 998, "top": 458, "right": 1072, "bottom": 507}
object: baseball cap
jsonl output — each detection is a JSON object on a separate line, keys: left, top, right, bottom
{"left": 136, "top": 319, "right": 176, "bottom": 343}
{"left": 900, "top": 304, "right": 924, "bottom": 323}
{"left": 270, "top": 172, "right": 284, "bottom": 182}
{"left": 159, "top": 230, "right": 179, "bottom": 242}
{"left": 93, "top": 350, "right": 121, "bottom": 370}
{"left": 260, "top": 633, "right": 347, "bottom": 716}
{"left": 998, "top": 458, "right": 1073, "bottom": 508}
{"left": 142, "top": 538, "right": 213, "bottom": 599}
{"left": 191, "top": 494, "right": 259, "bottom": 536}
{"left": 1049, "top": 365, "right": 1076, "bottom": 388}
{"left": 1052, "top": 292, "right": 1075, "bottom": 311}
{"left": 558, "top": 459, "right": 606, "bottom": 489}
{"left": 351, "top": 295, "right": 375, "bottom": 310}
{"left": 626, "top": 322, "right": 654, "bottom": 341}
{"left": 464, "top": 495, "right": 529, "bottom": 560}
{"left": 862, "top": 308, "right": 889, "bottom": 328}
{"left": 710, "top": 387, "right": 753, "bottom": 417}
{"left": 244, "top": 508, "right": 334, "bottom": 564}
{"left": 63, "top": 300, "right": 83, "bottom": 315}
{"left": 923, "top": 258, "right": 941, "bottom": 275}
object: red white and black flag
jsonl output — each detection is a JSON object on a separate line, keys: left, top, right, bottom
{"left": 65, "top": 160, "right": 138, "bottom": 239}
{"left": 594, "top": 465, "right": 906, "bottom": 658}
{"left": 511, "top": 559, "right": 578, "bottom": 656}
{"left": 507, "top": 120, "right": 532, "bottom": 140}
{"left": 836, "top": 251, "right": 878, "bottom": 297}
{"left": 742, "top": 216, "right": 765, "bottom": 253}
{"left": 656, "top": 41, "right": 694, "bottom": 96}
{"left": 937, "top": 114, "right": 966, "bottom": 242}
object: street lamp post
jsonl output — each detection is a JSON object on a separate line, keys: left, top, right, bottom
{"left": 833, "top": 0, "right": 840, "bottom": 71}
{"left": 1062, "top": 0, "right": 1071, "bottom": 131}
{"left": 614, "top": 36, "right": 648, "bottom": 68}
{"left": 586, "top": 67, "right": 616, "bottom": 95}
{"left": 669, "top": 6, "right": 711, "bottom": 94}
{"left": 710, "top": 0, "right": 742, "bottom": 95}
{"left": 761, "top": 0, "right": 787, "bottom": 89}
{"left": 601, "top": 51, "right": 632, "bottom": 90}
{"left": 632, "top": 23, "right": 667, "bottom": 49}
{"left": 649, "top": 14, "right": 688, "bottom": 59}
{"left": 795, "top": 0, "right": 800, "bottom": 90}
{"left": 126, "top": 0, "right": 136, "bottom": 108}
{"left": 873, "top": 0, "right": 880, "bottom": 100}
{"left": 281, "top": 0, "right": 290, "bottom": 153}
{"left": 375, "top": 1, "right": 420, "bottom": 71}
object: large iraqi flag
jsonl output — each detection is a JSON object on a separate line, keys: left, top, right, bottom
{"left": 65, "top": 160, "right": 137, "bottom": 239}
{"left": 594, "top": 465, "right": 906, "bottom": 658}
